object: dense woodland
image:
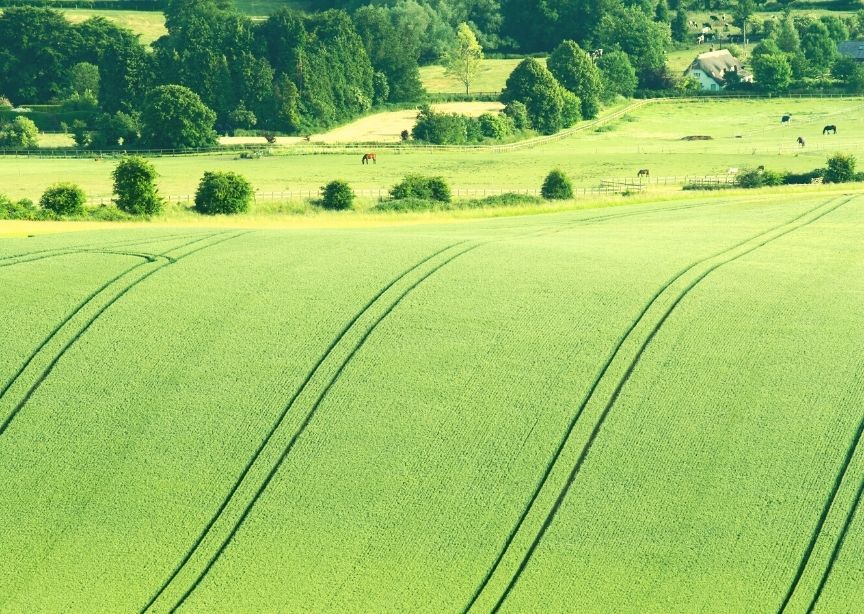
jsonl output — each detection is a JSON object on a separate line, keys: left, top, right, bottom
{"left": 0, "top": 0, "right": 863, "bottom": 148}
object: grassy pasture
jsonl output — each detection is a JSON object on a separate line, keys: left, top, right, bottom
{"left": 0, "top": 192, "right": 861, "bottom": 611}
{"left": 60, "top": 9, "right": 167, "bottom": 44}
{"left": 9, "top": 98, "right": 864, "bottom": 203}
{"left": 419, "top": 58, "right": 545, "bottom": 94}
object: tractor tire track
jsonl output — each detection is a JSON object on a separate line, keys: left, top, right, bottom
{"left": 140, "top": 240, "right": 479, "bottom": 612}
{"left": 462, "top": 195, "right": 853, "bottom": 613}
{"left": 778, "top": 411, "right": 864, "bottom": 613}
{"left": 807, "top": 477, "right": 864, "bottom": 612}
{"left": 0, "top": 232, "right": 206, "bottom": 266}
{"left": 0, "top": 232, "right": 243, "bottom": 436}
{"left": 145, "top": 196, "right": 792, "bottom": 613}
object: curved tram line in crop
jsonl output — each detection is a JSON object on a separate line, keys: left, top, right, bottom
{"left": 806, "top": 477, "right": 864, "bottom": 612}
{"left": 0, "top": 232, "right": 246, "bottom": 436}
{"left": 141, "top": 198, "right": 732, "bottom": 612}
{"left": 461, "top": 195, "right": 856, "bottom": 613}
{"left": 778, "top": 415, "right": 864, "bottom": 613}
{"left": 0, "top": 232, "right": 209, "bottom": 267}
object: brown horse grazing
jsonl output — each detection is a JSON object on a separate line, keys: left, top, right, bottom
{"left": 823, "top": 125, "right": 837, "bottom": 135}
{"left": 797, "top": 136, "right": 806, "bottom": 147}
{"left": 637, "top": 169, "right": 649, "bottom": 178}
{"left": 362, "top": 152, "right": 377, "bottom": 165}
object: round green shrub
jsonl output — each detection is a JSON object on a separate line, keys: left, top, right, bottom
{"left": 112, "top": 156, "right": 162, "bottom": 216}
{"left": 824, "top": 153, "right": 856, "bottom": 184}
{"left": 541, "top": 169, "right": 573, "bottom": 200}
{"left": 390, "top": 175, "right": 451, "bottom": 203}
{"left": 478, "top": 113, "right": 515, "bottom": 139}
{"left": 39, "top": 183, "right": 86, "bottom": 216}
{"left": 321, "top": 180, "right": 354, "bottom": 210}
{"left": 194, "top": 171, "right": 252, "bottom": 215}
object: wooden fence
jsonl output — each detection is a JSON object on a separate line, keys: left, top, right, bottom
{"left": 83, "top": 175, "right": 738, "bottom": 206}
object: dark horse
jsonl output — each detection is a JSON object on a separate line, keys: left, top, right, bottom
{"left": 797, "top": 136, "right": 806, "bottom": 147}
{"left": 637, "top": 169, "right": 649, "bottom": 178}
{"left": 362, "top": 152, "right": 377, "bottom": 165}
{"left": 823, "top": 125, "right": 837, "bottom": 135}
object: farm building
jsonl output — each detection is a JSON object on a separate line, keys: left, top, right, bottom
{"left": 684, "top": 49, "right": 752, "bottom": 91}
{"left": 837, "top": 41, "right": 864, "bottom": 62}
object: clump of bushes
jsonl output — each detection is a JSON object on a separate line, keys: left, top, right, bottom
{"left": 541, "top": 169, "right": 574, "bottom": 200}
{"left": 0, "top": 195, "right": 42, "bottom": 220}
{"left": 0, "top": 116, "right": 39, "bottom": 149}
{"left": 39, "top": 183, "right": 86, "bottom": 216}
{"left": 194, "top": 171, "right": 252, "bottom": 215}
{"left": 390, "top": 174, "right": 451, "bottom": 203}
{"left": 735, "top": 155, "right": 864, "bottom": 190}
{"left": 735, "top": 168, "right": 785, "bottom": 189}
{"left": 112, "top": 156, "right": 162, "bottom": 216}
{"left": 321, "top": 180, "right": 354, "bottom": 210}
{"left": 412, "top": 105, "right": 520, "bottom": 145}
{"left": 375, "top": 192, "right": 541, "bottom": 213}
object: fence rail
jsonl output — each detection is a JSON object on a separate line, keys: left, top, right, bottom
{"left": 83, "top": 175, "right": 738, "bottom": 206}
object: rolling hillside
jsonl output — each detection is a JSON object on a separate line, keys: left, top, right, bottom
{"left": 1, "top": 194, "right": 862, "bottom": 612}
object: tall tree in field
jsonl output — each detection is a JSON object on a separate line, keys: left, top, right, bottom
{"left": 597, "top": 50, "right": 638, "bottom": 102}
{"left": 445, "top": 23, "right": 484, "bottom": 95}
{"left": 0, "top": 7, "right": 76, "bottom": 101}
{"left": 777, "top": 11, "right": 801, "bottom": 53}
{"left": 352, "top": 6, "right": 424, "bottom": 102}
{"left": 801, "top": 21, "right": 836, "bottom": 72}
{"left": 597, "top": 8, "right": 671, "bottom": 87}
{"left": 547, "top": 40, "right": 602, "bottom": 119}
{"left": 672, "top": 10, "right": 689, "bottom": 43}
{"left": 501, "top": 57, "right": 577, "bottom": 134}
{"left": 752, "top": 52, "right": 792, "bottom": 92}
{"left": 140, "top": 85, "right": 217, "bottom": 150}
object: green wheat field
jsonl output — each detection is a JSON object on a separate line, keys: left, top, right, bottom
{"left": 1, "top": 192, "right": 862, "bottom": 612}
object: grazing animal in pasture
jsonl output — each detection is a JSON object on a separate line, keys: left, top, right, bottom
{"left": 797, "top": 136, "right": 806, "bottom": 147}
{"left": 727, "top": 167, "right": 738, "bottom": 175}
{"left": 362, "top": 152, "right": 377, "bottom": 165}
{"left": 637, "top": 169, "right": 650, "bottom": 178}
{"left": 303, "top": 135, "right": 311, "bottom": 142}
{"left": 710, "top": 14, "right": 719, "bottom": 21}
{"left": 757, "top": 165, "right": 765, "bottom": 172}
{"left": 823, "top": 125, "right": 837, "bottom": 135}
{"left": 697, "top": 34, "right": 705, "bottom": 44}
{"left": 781, "top": 115, "right": 791, "bottom": 124}
{"left": 811, "top": 177, "right": 824, "bottom": 184}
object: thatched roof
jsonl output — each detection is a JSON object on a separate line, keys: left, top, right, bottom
{"left": 686, "top": 49, "right": 746, "bottom": 84}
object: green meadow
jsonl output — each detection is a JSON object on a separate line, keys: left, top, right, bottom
{"left": 9, "top": 98, "right": 864, "bottom": 204}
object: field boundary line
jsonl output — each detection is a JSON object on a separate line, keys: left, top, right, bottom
{"left": 778, "top": 405, "right": 864, "bottom": 612}
{"left": 462, "top": 195, "right": 853, "bottom": 612}
{"left": 0, "top": 232, "right": 245, "bottom": 436}
{"left": 140, "top": 240, "right": 483, "bottom": 612}
{"left": 806, "top": 478, "right": 864, "bottom": 612}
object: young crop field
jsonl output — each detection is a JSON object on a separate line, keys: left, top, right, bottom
{"left": 0, "top": 191, "right": 861, "bottom": 612}
{"left": 9, "top": 98, "right": 864, "bottom": 204}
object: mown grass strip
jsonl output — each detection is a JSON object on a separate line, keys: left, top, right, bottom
{"left": 462, "top": 195, "right": 853, "bottom": 613}
{"left": 0, "top": 232, "right": 242, "bottom": 436}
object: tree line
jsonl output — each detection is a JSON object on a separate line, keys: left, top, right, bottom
{"left": 0, "top": 0, "right": 429, "bottom": 147}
